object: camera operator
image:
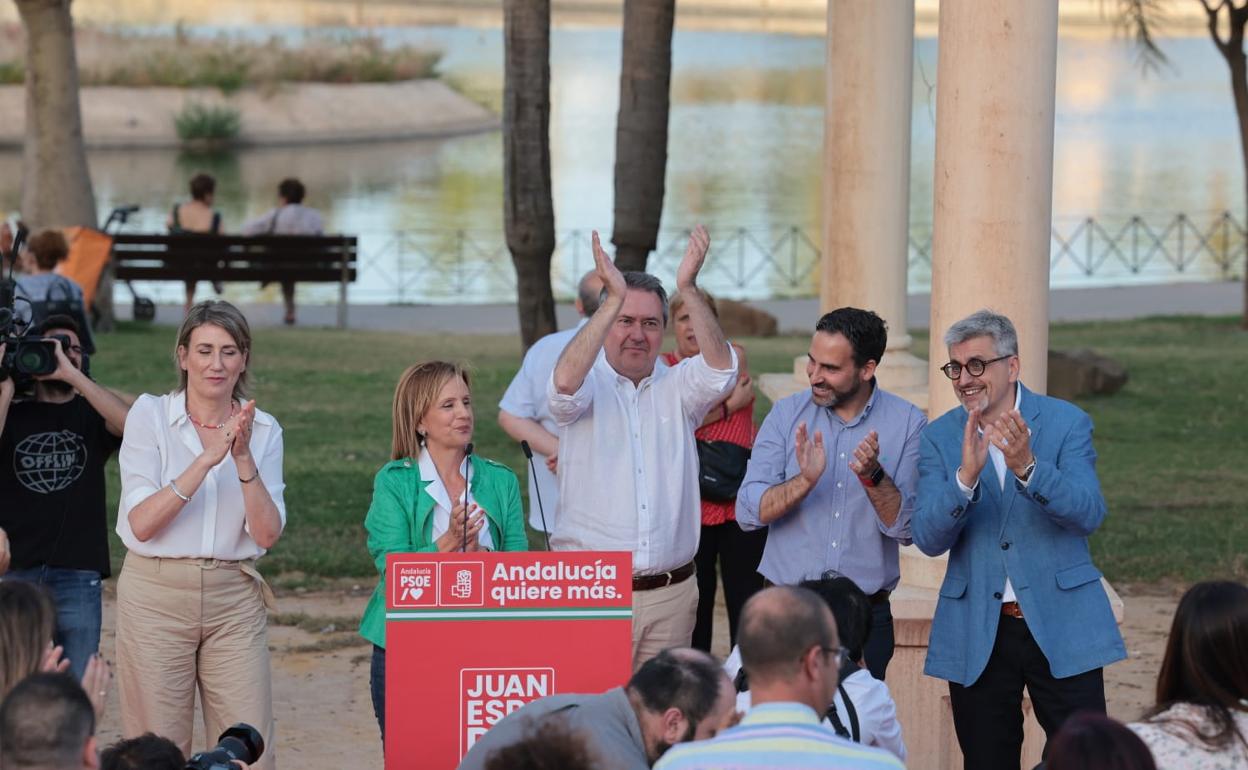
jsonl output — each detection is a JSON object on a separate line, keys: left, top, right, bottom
{"left": 0, "top": 314, "right": 133, "bottom": 680}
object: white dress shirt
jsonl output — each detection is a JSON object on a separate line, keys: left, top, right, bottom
{"left": 499, "top": 321, "right": 585, "bottom": 532}
{"left": 956, "top": 384, "right": 1027, "bottom": 602}
{"left": 418, "top": 449, "right": 494, "bottom": 550}
{"left": 723, "top": 646, "right": 907, "bottom": 762}
{"left": 117, "top": 392, "right": 286, "bottom": 560}
{"left": 547, "top": 348, "right": 736, "bottom": 575}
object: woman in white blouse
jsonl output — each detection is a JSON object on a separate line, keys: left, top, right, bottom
{"left": 115, "top": 301, "right": 285, "bottom": 770}
{"left": 1128, "top": 581, "right": 1248, "bottom": 770}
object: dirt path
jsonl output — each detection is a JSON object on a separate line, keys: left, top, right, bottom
{"left": 91, "top": 582, "right": 1179, "bottom": 768}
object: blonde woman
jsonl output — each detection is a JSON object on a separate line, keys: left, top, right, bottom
{"left": 115, "top": 300, "right": 284, "bottom": 770}
{"left": 358, "top": 361, "right": 527, "bottom": 742}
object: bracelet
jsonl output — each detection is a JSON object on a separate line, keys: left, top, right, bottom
{"left": 169, "top": 480, "right": 191, "bottom": 502}
{"left": 238, "top": 470, "right": 260, "bottom": 484}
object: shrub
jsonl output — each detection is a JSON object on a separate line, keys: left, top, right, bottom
{"left": 174, "top": 102, "right": 241, "bottom": 145}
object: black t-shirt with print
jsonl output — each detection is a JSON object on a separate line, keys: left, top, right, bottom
{"left": 0, "top": 395, "right": 121, "bottom": 576}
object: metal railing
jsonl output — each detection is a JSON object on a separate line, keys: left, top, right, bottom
{"left": 120, "top": 211, "right": 1246, "bottom": 305}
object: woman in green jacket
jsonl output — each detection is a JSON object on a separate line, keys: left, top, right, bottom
{"left": 359, "top": 360, "right": 527, "bottom": 741}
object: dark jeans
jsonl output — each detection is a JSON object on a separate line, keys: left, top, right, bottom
{"left": 949, "top": 615, "right": 1106, "bottom": 770}
{"left": 862, "top": 599, "right": 895, "bottom": 681}
{"left": 6, "top": 566, "right": 102, "bottom": 680}
{"left": 370, "top": 645, "right": 386, "bottom": 744}
{"left": 692, "top": 521, "right": 768, "bottom": 652}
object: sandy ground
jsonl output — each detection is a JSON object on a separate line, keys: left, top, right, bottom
{"left": 89, "top": 581, "right": 1179, "bottom": 768}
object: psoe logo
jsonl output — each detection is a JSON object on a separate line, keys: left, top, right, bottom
{"left": 439, "top": 561, "right": 484, "bottom": 607}
{"left": 461, "top": 668, "right": 555, "bottom": 758}
{"left": 391, "top": 562, "right": 437, "bottom": 607}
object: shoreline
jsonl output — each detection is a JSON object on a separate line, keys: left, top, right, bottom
{"left": 0, "top": 79, "right": 498, "bottom": 150}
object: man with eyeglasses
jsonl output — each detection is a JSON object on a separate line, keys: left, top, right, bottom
{"left": 912, "top": 309, "right": 1125, "bottom": 770}
{"left": 0, "top": 314, "right": 133, "bottom": 680}
{"left": 654, "top": 586, "right": 903, "bottom": 770}
{"left": 736, "top": 308, "right": 927, "bottom": 681}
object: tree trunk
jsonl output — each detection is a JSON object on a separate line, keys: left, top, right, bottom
{"left": 15, "top": 0, "right": 107, "bottom": 328}
{"left": 503, "top": 0, "right": 557, "bottom": 350}
{"left": 1232, "top": 48, "right": 1248, "bottom": 329}
{"left": 611, "top": 0, "right": 675, "bottom": 272}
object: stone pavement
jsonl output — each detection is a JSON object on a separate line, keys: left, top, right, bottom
{"left": 115, "top": 279, "right": 1243, "bottom": 333}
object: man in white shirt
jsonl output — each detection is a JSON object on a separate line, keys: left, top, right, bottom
{"left": 498, "top": 271, "right": 603, "bottom": 535}
{"left": 548, "top": 226, "right": 737, "bottom": 669}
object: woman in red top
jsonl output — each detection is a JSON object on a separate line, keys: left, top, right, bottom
{"left": 662, "top": 289, "right": 767, "bottom": 651}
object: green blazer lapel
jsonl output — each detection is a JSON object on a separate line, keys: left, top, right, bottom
{"left": 468, "top": 455, "right": 504, "bottom": 542}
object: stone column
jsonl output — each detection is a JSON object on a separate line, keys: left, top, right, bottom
{"left": 820, "top": 0, "right": 928, "bottom": 408}
{"left": 926, "top": 0, "right": 1058, "bottom": 417}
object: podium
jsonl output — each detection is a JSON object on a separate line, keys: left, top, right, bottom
{"left": 383, "top": 551, "right": 633, "bottom": 769}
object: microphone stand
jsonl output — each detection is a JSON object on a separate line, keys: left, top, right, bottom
{"left": 520, "top": 441, "right": 552, "bottom": 551}
{"left": 462, "top": 443, "right": 473, "bottom": 552}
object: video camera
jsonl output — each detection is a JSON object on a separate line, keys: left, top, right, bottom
{"left": 185, "top": 723, "right": 264, "bottom": 770}
{"left": 0, "top": 225, "right": 60, "bottom": 386}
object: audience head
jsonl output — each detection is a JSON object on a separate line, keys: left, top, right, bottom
{"left": 188, "top": 174, "right": 216, "bottom": 203}
{"left": 737, "top": 586, "right": 840, "bottom": 713}
{"left": 277, "top": 178, "right": 306, "bottom": 205}
{"left": 1148, "top": 580, "right": 1248, "bottom": 750}
{"left": 807, "top": 307, "right": 885, "bottom": 409}
{"left": 391, "top": 360, "right": 473, "bottom": 459}
{"left": 98, "top": 734, "right": 184, "bottom": 770}
{"left": 669, "top": 288, "right": 717, "bottom": 360}
{"left": 25, "top": 229, "right": 70, "bottom": 272}
{"left": 602, "top": 271, "right": 668, "bottom": 384}
{"left": 626, "top": 647, "right": 737, "bottom": 763}
{"left": 0, "top": 580, "right": 57, "bottom": 702}
{"left": 800, "top": 575, "right": 872, "bottom": 665}
{"left": 1044, "top": 712, "right": 1156, "bottom": 770}
{"left": 575, "top": 271, "right": 604, "bottom": 318}
{"left": 0, "top": 673, "right": 97, "bottom": 770}
{"left": 482, "top": 717, "right": 598, "bottom": 770}
{"left": 942, "top": 309, "right": 1021, "bottom": 420}
{"left": 174, "top": 300, "right": 252, "bottom": 402}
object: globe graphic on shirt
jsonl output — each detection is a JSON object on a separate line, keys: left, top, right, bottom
{"left": 13, "top": 430, "right": 87, "bottom": 494}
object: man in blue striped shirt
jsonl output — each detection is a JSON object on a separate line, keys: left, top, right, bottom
{"left": 654, "top": 586, "right": 903, "bottom": 770}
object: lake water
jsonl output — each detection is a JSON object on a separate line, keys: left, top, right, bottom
{"left": 1, "top": 22, "right": 1242, "bottom": 305}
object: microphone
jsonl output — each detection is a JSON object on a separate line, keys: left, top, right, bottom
{"left": 462, "top": 443, "right": 473, "bottom": 552}
{"left": 520, "top": 441, "right": 552, "bottom": 551}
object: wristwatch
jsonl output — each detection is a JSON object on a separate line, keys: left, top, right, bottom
{"left": 859, "top": 465, "right": 886, "bottom": 488}
{"left": 1017, "top": 459, "right": 1037, "bottom": 484}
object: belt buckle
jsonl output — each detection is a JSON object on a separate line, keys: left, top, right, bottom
{"left": 657, "top": 570, "right": 674, "bottom": 589}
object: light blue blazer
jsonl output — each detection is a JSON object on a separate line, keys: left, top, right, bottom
{"left": 912, "top": 384, "right": 1126, "bottom": 685}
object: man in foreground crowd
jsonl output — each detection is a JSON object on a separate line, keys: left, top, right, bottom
{"left": 548, "top": 226, "right": 737, "bottom": 667}
{"left": 654, "top": 586, "right": 903, "bottom": 770}
{"left": 456, "top": 648, "right": 738, "bottom": 770}
{"left": 0, "top": 673, "right": 99, "bottom": 770}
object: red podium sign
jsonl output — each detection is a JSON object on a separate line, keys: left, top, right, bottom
{"left": 384, "top": 551, "right": 633, "bottom": 769}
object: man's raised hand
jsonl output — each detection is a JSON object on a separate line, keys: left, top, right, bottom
{"left": 591, "top": 230, "right": 627, "bottom": 303}
{"left": 957, "top": 408, "right": 989, "bottom": 488}
{"left": 676, "top": 224, "right": 711, "bottom": 292}
{"left": 795, "top": 422, "right": 827, "bottom": 485}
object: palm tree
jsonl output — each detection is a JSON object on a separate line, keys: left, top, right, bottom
{"left": 1120, "top": 0, "right": 1248, "bottom": 328}
{"left": 503, "top": 0, "right": 557, "bottom": 350}
{"left": 611, "top": 0, "right": 676, "bottom": 272}
{"left": 15, "top": 0, "right": 107, "bottom": 327}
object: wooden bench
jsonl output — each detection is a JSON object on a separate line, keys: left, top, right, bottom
{"left": 111, "top": 233, "right": 359, "bottom": 328}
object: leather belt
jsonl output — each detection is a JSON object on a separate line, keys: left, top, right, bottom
{"left": 633, "top": 561, "right": 696, "bottom": 592}
{"left": 1001, "top": 601, "right": 1024, "bottom": 619}
{"left": 867, "top": 589, "right": 891, "bottom": 606}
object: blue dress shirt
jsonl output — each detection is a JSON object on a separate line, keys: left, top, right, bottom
{"left": 736, "top": 384, "right": 926, "bottom": 592}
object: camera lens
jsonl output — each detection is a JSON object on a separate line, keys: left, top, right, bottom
{"left": 15, "top": 340, "right": 56, "bottom": 375}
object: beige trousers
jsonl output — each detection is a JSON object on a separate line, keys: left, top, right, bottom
{"left": 631, "top": 572, "right": 699, "bottom": 671}
{"left": 115, "top": 553, "right": 275, "bottom": 770}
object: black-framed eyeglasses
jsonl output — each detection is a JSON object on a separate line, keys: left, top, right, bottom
{"left": 940, "top": 355, "right": 1011, "bottom": 380}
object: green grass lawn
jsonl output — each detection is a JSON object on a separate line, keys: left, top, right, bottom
{"left": 91, "top": 315, "right": 1247, "bottom": 587}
